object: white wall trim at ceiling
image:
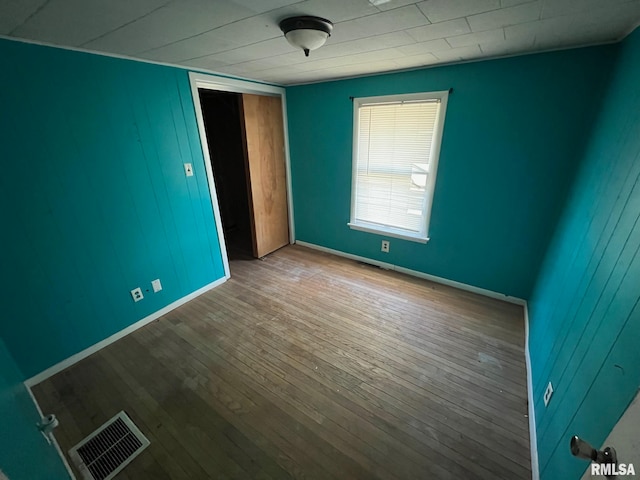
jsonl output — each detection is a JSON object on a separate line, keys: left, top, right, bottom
{"left": 285, "top": 39, "right": 622, "bottom": 87}
{"left": 25, "top": 385, "right": 77, "bottom": 479}
{"left": 2, "top": 29, "right": 628, "bottom": 90}
{"left": 294, "top": 240, "right": 526, "bottom": 306}
{"left": 524, "top": 303, "right": 540, "bottom": 480}
{"left": 188, "top": 71, "right": 296, "bottom": 254}
{"left": 24, "top": 276, "right": 227, "bottom": 388}
{"left": 0, "top": 34, "right": 281, "bottom": 88}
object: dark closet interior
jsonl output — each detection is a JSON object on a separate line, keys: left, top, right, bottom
{"left": 198, "top": 89, "right": 253, "bottom": 259}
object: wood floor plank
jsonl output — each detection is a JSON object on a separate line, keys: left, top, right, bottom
{"left": 33, "top": 245, "right": 531, "bottom": 479}
{"left": 154, "top": 311, "right": 401, "bottom": 480}
{"left": 132, "top": 324, "right": 347, "bottom": 480}
{"left": 171, "top": 309, "right": 467, "bottom": 479}
{"left": 228, "top": 260, "right": 524, "bottom": 388}
{"left": 209, "top": 277, "right": 529, "bottom": 438}
{"left": 180, "top": 301, "right": 528, "bottom": 479}
{"left": 187, "top": 292, "right": 531, "bottom": 475}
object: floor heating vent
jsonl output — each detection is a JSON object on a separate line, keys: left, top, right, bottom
{"left": 69, "top": 411, "right": 150, "bottom": 480}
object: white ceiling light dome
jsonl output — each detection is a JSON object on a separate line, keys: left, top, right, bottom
{"left": 279, "top": 16, "right": 334, "bottom": 57}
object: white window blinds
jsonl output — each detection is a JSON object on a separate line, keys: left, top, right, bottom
{"left": 350, "top": 93, "right": 447, "bottom": 242}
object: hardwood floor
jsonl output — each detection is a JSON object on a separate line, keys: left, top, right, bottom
{"left": 33, "top": 245, "right": 531, "bottom": 479}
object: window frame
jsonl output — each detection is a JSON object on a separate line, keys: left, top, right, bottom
{"left": 348, "top": 90, "right": 449, "bottom": 243}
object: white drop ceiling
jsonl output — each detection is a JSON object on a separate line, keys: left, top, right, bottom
{"left": 2, "top": 0, "right": 639, "bottom": 85}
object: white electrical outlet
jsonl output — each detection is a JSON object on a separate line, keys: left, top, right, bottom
{"left": 184, "top": 163, "right": 194, "bottom": 177}
{"left": 130, "top": 287, "right": 143, "bottom": 302}
{"left": 151, "top": 279, "right": 162, "bottom": 293}
{"left": 544, "top": 381, "right": 554, "bottom": 407}
{"left": 381, "top": 240, "right": 390, "bottom": 253}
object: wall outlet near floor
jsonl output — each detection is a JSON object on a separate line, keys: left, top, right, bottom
{"left": 381, "top": 240, "right": 390, "bottom": 253}
{"left": 544, "top": 381, "right": 554, "bottom": 407}
{"left": 151, "top": 278, "right": 162, "bottom": 293}
{"left": 130, "top": 287, "right": 144, "bottom": 302}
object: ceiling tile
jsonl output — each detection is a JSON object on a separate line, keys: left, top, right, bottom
{"left": 406, "top": 18, "right": 470, "bottom": 42}
{"left": 432, "top": 44, "right": 483, "bottom": 61}
{"left": 185, "top": 57, "right": 232, "bottom": 71}
{"left": 0, "top": 0, "right": 46, "bottom": 34}
{"left": 392, "top": 51, "right": 439, "bottom": 67}
{"left": 541, "top": 0, "right": 637, "bottom": 19}
{"left": 138, "top": 0, "right": 399, "bottom": 63}
{"left": 200, "top": 31, "right": 410, "bottom": 77}
{"left": 330, "top": 5, "right": 430, "bottom": 43}
{"left": 303, "top": 31, "right": 417, "bottom": 59}
{"left": 372, "top": 0, "right": 423, "bottom": 10}
{"left": 417, "top": 0, "right": 500, "bottom": 23}
{"left": 82, "top": 0, "right": 270, "bottom": 54}
{"left": 190, "top": 37, "right": 296, "bottom": 66}
{"left": 243, "top": 64, "right": 308, "bottom": 77}
{"left": 359, "top": 30, "right": 419, "bottom": 48}
{"left": 215, "top": 60, "right": 305, "bottom": 76}
{"left": 501, "top": 0, "right": 538, "bottom": 7}
{"left": 323, "top": 61, "right": 401, "bottom": 78}
{"left": 447, "top": 28, "right": 504, "bottom": 47}
{"left": 10, "top": 0, "right": 169, "bottom": 46}
{"left": 477, "top": 25, "right": 535, "bottom": 55}
{"left": 230, "top": 0, "right": 303, "bottom": 11}
{"left": 139, "top": 35, "right": 242, "bottom": 62}
{"left": 260, "top": 70, "right": 321, "bottom": 84}
{"left": 292, "top": 47, "right": 403, "bottom": 72}
{"left": 467, "top": 1, "right": 542, "bottom": 32}
{"left": 141, "top": 14, "right": 283, "bottom": 62}
{"left": 398, "top": 38, "right": 451, "bottom": 55}
{"left": 285, "top": 0, "right": 380, "bottom": 22}
{"left": 478, "top": 38, "right": 535, "bottom": 56}
{"left": 215, "top": 51, "right": 303, "bottom": 72}
{"left": 507, "top": 2, "right": 640, "bottom": 46}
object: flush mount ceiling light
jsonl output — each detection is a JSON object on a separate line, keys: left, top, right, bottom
{"left": 279, "top": 16, "right": 333, "bottom": 57}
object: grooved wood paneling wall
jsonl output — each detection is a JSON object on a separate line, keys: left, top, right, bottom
{"left": 0, "top": 38, "right": 225, "bottom": 378}
{"left": 529, "top": 28, "right": 640, "bottom": 479}
{"left": 286, "top": 44, "right": 617, "bottom": 300}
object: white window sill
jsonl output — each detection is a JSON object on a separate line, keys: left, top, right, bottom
{"left": 347, "top": 223, "right": 429, "bottom": 244}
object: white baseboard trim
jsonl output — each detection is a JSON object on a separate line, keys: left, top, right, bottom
{"left": 24, "top": 275, "right": 228, "bottom": 388}
{"left": 26, "top": 385, "right": 76, "bottom": 479}
{"left": 524, "top": 303, "right": 540, "bottom": 480}
{"left": 295, "top": 240, "right": 526, "bottom": 306}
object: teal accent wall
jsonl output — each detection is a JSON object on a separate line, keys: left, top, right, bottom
{"left": 0, "top": 337, "right": 69, "bottom": 479}
{"left": 0, "top": 39, "right": 225, "bottom": 378}
{"left": 528, "top": 29, "right": 640, "bottom": 479}
{"left": 286, "top": 46, "right": 616, "bottom": 299}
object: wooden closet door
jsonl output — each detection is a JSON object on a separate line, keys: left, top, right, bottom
{"left": 240, "top": 94, "right": 290, "bottom": 258}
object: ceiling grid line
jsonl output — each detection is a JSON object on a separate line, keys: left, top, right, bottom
{"left": 7, "top": 0, "right": 51, "bottom": 36}
{"left": 79, "top": 1, "right": 174, "bottom": 47}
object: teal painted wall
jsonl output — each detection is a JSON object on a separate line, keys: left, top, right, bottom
{"left": 0, "top": 337, "right": 69, "bottom": 479}
{"left": 286, "top": 46, "right": 616, "bottom": 299}
{"left": 528, "top": 29, "right": 640, "bottom": 479}
{"left": 0, "top": 39, "right": 225, "bottom": 378}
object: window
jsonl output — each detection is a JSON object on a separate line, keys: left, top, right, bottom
{"left": 349, "top": 91, "right": 449, "bottom": 243}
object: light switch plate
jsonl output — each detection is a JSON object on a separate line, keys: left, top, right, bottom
{"left": 184, "top": 163, "right": 194, "bottom": 177}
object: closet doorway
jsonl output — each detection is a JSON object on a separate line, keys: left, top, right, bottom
{"left": 190, "top": 73, "right": 293, "bottom": 274}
